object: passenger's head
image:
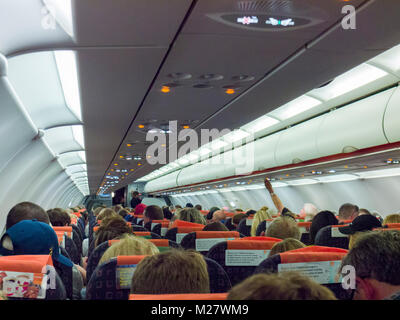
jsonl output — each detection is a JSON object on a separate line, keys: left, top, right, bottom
{"left": 340, "top": 230, "right": 400, "bottom": 300}
{"left": 309, "top": 211, "right": 339, "bottom": 244}
{"left": 134, "top": 203, "right": 147, "bottom": 215}
{"left": 185, "top": 203, "right": 194, "bottom": 208}
{"left": 95, "top": 216, "right": 133, "bottom": 247}
{"left": 113, "top": 205, "right": 123, "bottom": 213}
{"left": 97, "top": 208, "right": 118, "bottom": 221}
{"left": 338, "top": 214, "right": 382, "bottom": 238}
{"left": 47, "top": 208, "right": 71, "bottom": 226}
{"left": 93, "top": 206, "right": 104, "bottom": 217}
{"left": 383, "top": 214, "right": 400, "bottom": 225}
{"left": 203, "top": 222, "right": 229, "bottom": 232}
{"left": 266, "top": 217, "right": 300, "bottom": 240}
{"left": 206, "top": 207, "right": 220, "bottom": 220}
{"left": 118, "top": 209, "right": 130, "bottom": 219}
{"left": 131, "top": 249, "right": 210, "bottom": 294}
{"left": 359, "top": 208, "right": 372, "bottom": 216}
{"left": 211, "top": 210, "right": 226, "bottom": 223}
{"left": 251, "top": 206, "right": 273, "bottom": 237}
{"left": 132, "top": 191, "right": 139, "bottom": 198}
{"left": 228, "top": 272, "right": 337, "bottom": 300}
{"left": 99, "top": 235, "right": 159, "bottom": 265}
{"left": 232, "top": 213, "right": 247, "bottom": 228}
{"left": 162, "top": 207, "right": 173, "bottom": 220}
{"left": 195, "top": 204, "right": 202, "bottom": 211}
{"left": 246, "top": 209, "right": 257, "bottom": 217}
{"left": 338, "top": 203, "right": 359, "bottom": 221}
{"left": 175, "top": 205, "right": 182, "bottom": 210}
{"left": 269, "top": 238, "right": 306, "bottom": 257}
{"left": 143, "top": 205, "right": 164, "bottom": 224}
{"left": 301, "top": 203, "right": 318, "bottom": 222}
{"left": 6, "top": 202, "right": 50, "bottom": 230}
{"left": 177, "top": 208, "right": 206, "bottom": 225}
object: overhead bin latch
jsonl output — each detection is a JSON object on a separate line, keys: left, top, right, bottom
{"left": 33, "top": 129, "right": 45, "bottom": 141}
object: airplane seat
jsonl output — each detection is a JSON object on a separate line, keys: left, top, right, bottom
{"left": 132, "top": 225, "right": 147, "bottom": 232}
{"left": 180, "top": 231, "right": 241, "bottom": 255}
{"left": 164, "top": 226, "right": 204, "bottom": 244}
{"left": 224, "top": 218, "right": 236, "bottom": 231}
{"left": 314, "top": 225, "right": 350, "bottom": 250}
{"left": 206, "top": 239, "right": 281, "bottom": 286}
{"left": 254, "top": 246, "right": 351, "bottom": 300}
{"left": 237, "top": 218, "right": 252, "bottom": 237}
{"left": 203, "top": 257, "right": 232, "bottom": 293}
{"left": 132, "top": 231, "right": 161, "bottom": 239}
{"left": 86, "top": 256, "right": 147, "bottom": 300}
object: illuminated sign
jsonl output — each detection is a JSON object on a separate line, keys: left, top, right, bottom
{"left": 236, "top": 16, "right": 258, "bottom": 25}
{"left": 266, "top": 17, "right": 295, "bottom": 27}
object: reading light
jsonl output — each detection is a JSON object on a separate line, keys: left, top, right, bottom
{"left": 126, "top": 143, "right": 132, "bottom": 147}
{"left": 225, "top": 88, "right": 235, "bottom": 94}
{"left": 183, "top": 125, "right": 190, "bottom": 129}
{"left": 138, "top": 125, "right": 145, "bottom": 129}
{"left": 161, "top": 86, "right": 170, "bottom": 93}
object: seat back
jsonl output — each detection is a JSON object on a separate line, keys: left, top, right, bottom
{"left": 55, "top": 232, "right": 80, "bottom": 264}
{"left": 86, "top": 241, "right": 109, "bottom": 282}
{"left": 132, "top": 225, "right": 147, "bottom": 232}
{"left": 87, "top": 255, "right": 146, "bottom": 300}
{"left": 165, "top": 226, "right": 204, "bottom": 244}
{"left": 237, "top": 218, "right": 251, "bottom": 237}
{"left": 132, "top": 231, "right": 161, "bottom": 239}
{"left": 149, "top": 220, "right": 170, "bottom": 237}
{"left": 386, "top": 223, "right": 400, "bottom": 229}
{"left": 315, "top": 225, "right": 350, "bottom": 250}
{"left": 224, "top": 218, "right": 236, "bottom": 231}
{"left": 0, "top": 255, "right": 66, "bottom": 300}
{"left": 180, "top": 231, "right": 240, "bottom": 254}
{"left": 255, "top": 219, "right": 274, "bottom": 236}
{"left": 298, "top": 222, "right": 312, "bottom": 245}
{"left": 129, "top": 293, "right": 228, "bottom": 300}
{"left": 255, "top": 246, "right": 350, "bottom": 299}
{"left": 204, "top": 257, "right": 232, "bottom": 293}
{"left": 53, "top": 226, "right": 82, "bottom": 256}
{"left": 207, "top": 239, "right": 281, "bottom": 286}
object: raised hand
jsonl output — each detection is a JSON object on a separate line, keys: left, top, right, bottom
{"left": 264, "top": 178, "right": 274, "bottom": 194}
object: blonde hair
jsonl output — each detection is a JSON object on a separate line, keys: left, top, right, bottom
{"left": 266, "top": 217, "right": 301, "bottom": 240}
{"left": 228, "top": 272, "right": 337, "bottom": 300}
{"left": 349, "top": 231, "right": 370, "bottom": 249}
{"left": 97, "top": 208, "right": 118, "bottom": 221}
{"left": 269, "top": 238, "right": 305, "bottom": 257}
{"left": 99, "top": 235, "right": 159, "bottom": 265}
{"left": 177, "top": 208, "right": 206, "bottom": 225}
{"left": 251, "top": 206, "right": 274, "bottom": 237}
{"left": 383, "top": 214, "right": 400, "bottom": 225}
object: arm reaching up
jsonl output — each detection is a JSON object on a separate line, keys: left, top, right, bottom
{"left": 264, "top": 178, "right": 284, "bottom": 214}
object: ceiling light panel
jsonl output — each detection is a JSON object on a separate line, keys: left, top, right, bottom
{"left": 269, "top": 95, "right": 322, "bottom": 121}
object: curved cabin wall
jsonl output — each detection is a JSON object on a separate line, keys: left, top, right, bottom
{"left": 145, "top": 87, "right": 398, "bottom": 193}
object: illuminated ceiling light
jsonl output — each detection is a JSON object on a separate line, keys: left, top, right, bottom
{"left": 199, "top": 147, "right": 212, "bottom": 156}
{"left": 126, "top": 143, "right": 132, "bottom": 147}
{"left": 43, "top": 0, "right": 73, "bottom": 37}
{"left": 114, "top": 163, "right": 119, "bottom": 166}
{"left": 225, "top": 88, "right": 235, "bottom": 94}
{"left": 269, "top": 95, "right": 322, "bottom": 121}
{"left": 328, "top": 170, "right": 336, "bottom": 173}
{"left": 363, "top": 166, "right": 368, "bottom": 169}
{"left": 138, "top": 163, "right": 142, "bottom": 166}
{"left": 125, "top": 156, "right": 132, "bottom": 161}
{"left": 183, "top": 125, "right": 190, "bottom": 129}
{"left": 130, "top": 169, "right": 134, "bottom": 171}
{"left": 161, "top": 86, "right": 170, "bottom": 93}
{"left": 119, "top": 155, "right": 124, "bottom": 159}
{"left": 316, "top": 174, "right": 358, "bottom": 183}
{"left": 54, "top": 51, "right": 82, "bottom": 120}
{"left": 187, "top": 153, "right": 199, "bottom": 162}
{"left": 178, "top": 157, "right": 189, "bottom": 165}
{"left": 241, "top": 115, "right": 280, "bottom": 133}
{"left": 286, "top": 179, "right": 319, "bottom": 186}
{"left": 138, "top": 124, "right": 145, "bottom": 129}
{"left": 310, "top": 64, "right": 388, "bottom": 101}
{"left": 223, "top": 129, "right": 250, "bottom": 143}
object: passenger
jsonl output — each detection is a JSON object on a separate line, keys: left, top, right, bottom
{"left": 133, "top": 203, "right": 147, "bottom": 215}
{"left": 94, "top": 216, "right": 133, "bottom": 247}
{"left": 0, "top": 219, "right": 84, "bottom": 299}
{"left": 210, "top": 210, "right": 226, "bottom": 224}
{"left": 47, "top": 208, "right": 71, "bottom": 226}
{"left": 93, "top": 206, "right": 105, "bottom": 218}
{"left": 143, "top": 205, "right": 164, "bottom": 224}
{"left": 340, "top": 230, "right": 400, "bottom": 300}
{"left": 117, "top": 208, "right": 130, "bottom": 219}
{"left": 338, "top": 214, "right": 382, "bottom": 249}
{"left": 383, "top": 213, "right": 400, "bottom": 225}
{"left": 232, "top": 213, "right": 247, "bottom": 229}
{"left": 300, "top": 203, "right": 319, "bottom": 222}
{"left": 228, "top": 272, "right": 336, "bottom": 300}
{"left": 99, "top": 235, "right": 159, "bottom": 265}
{"left": 185, "top": 203, "right": 194, "bottom": 208}
{"left": 338, "top": 203, "right": 359, "bottom": 223}
{"left": 309, "top": 211, "right": 338, "bottom": 244}
{"left": 6, "top": 202, "right": 50, "bottom": 229}
{"left": 264, "top": 178, "right": 284, "bottom": 213}
{"left": 235, "top": 208, "right": 244, "bottom": 212}
{"left": 131, "top": 249, "right": 210, "bottom": 294}
{"left": 245, "top": 209, "right": 257, "bottom": 217}
{"left": 97, "top": 208, "right": 118, "bottom": 221}
{"left": 268, "top": 238, "right": 306, "bottom": 257}
{"left": 359, "top": 208, "right": 372, "bottom": 216}
{"left": 176, "top": 208, "right": 206, "bottom": 225}
{"left": 130, "top": 191, "right": 142, "bottom": 209}
{"left": 265, "top": 217, "right": 301, "bottom": 240}
{"left": 250, "top": 206, "right": 274, "bottom": 237}
{"left": 206, "top": 207, "right": 220, "bottom": 221}
{"left": 162, "top": 207, "right": 173, "bottom": 220}
{"left": 203, "top": 222, "right": 229, "bottom": 232}
{"left": 174, "top": 205, "right": 182, "bottom": 210}
{"left": 113, "top": 205, "right": 123, "bottom": 213}
{"left": 195, "top": 204, "right": 202, "bottom": 211}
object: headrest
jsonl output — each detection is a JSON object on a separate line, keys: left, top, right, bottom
{"left": 195, "top": 231, "right": 239, "bottom": 239}
{"left": 171, "top": 220, "right": 205, "bottom": 229}
{"left": 279, "top": 246, "right": 348, "bottom": 264}
{"left": 386, "top": 223, "right": 400, "bottom": 229}
{"left": 176, "top": 226, "right": 204, "bottom": 233}
{"left": 52, "top": 226, "right": 73, "bottom": 238}
{"left": 0, "top": 255, "right": 53, "bottom": 273}
{"left": 151, "top": 220, "right": 170, "bottom": 227}
{"left": 132, "top": 232, "right": 151, "bottom": 237}
{"left": 148, "top": 239, "right": 170, "bottom": 247}
{"left": 129, "top": 293, "right": 228, "bottom": 300}
{"left": 227, "top": 240, "right": 279, "bottom": 250}
{"left": 116, "top": 255, "right": 147, "bottom": 266}
{"left": 240, "top": 236, "right": 282, "bottom": 242}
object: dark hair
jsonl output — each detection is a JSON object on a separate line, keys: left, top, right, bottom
{"left": 232, "top": 213, "right": 247, "bottom": 226}
{"left": 206, "top": 207, "right": 220, "bottom": 220}
{"left": 6, "top": 202, "right": 50, "bottom": 230}
{"left": 195, "top": 204, "right": 202, "bottom": 211}
{"left": 47, "top": 208, "right": 71, "bottom": 226}
{"left": 203, "top": 222, "right": 229, "bottom": 232}
{"left": 95, "top": 216, "right": 133, "bottom": 247}
{"left": 246, "top": 210, "right": 257, "bottom": 216}
{"left": 341, "top": 230, "right": 400, "bottom": 285}
{"left": 132, "top": 191, "right": 139, "bottom": 197}
{"left": 186, "top": 203, "right": 194, "bottom": 208}
{"left": 309, "top": 211, "right": 338, "bottom": 244}
{"left": 162, "top": 207, "right": 173, "bottom": 220}
{"left": 144, "top": 205, "right": 164, "bottom": 221}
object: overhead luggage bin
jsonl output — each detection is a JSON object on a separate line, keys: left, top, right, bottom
{"left": 383, "top": 87, "right": 400, "bottom": 143}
